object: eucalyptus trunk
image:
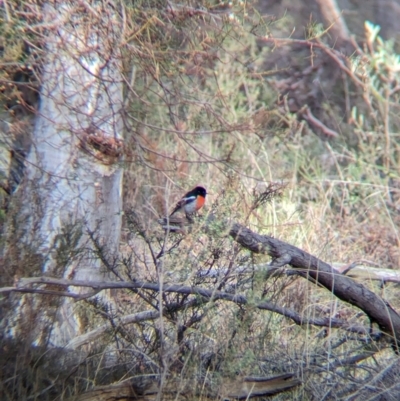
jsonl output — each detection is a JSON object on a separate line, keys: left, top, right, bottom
{"left": 4, "top": 3, "right": 124, "bottom": 347}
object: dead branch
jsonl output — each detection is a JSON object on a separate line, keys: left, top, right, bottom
{"left": 69, "top": 373, "right": 301, "bottom": 400}
{"left": 67, "top": 298, "right": 202, "bottom": 349}
{"left": 334, "top": 263, "right": 400, "bottom": 283}
{"left": 260, "top": 36, "right": 365, "bottom": 89}
{"left": 3, "top": 276, "right": 370, "bottom": 337}
{"left": 4, "top": 218, "right": 399, "bottom": 346}
{"left": 227, "top": 222, "right": 400, "bottom": 347}
{"left": 301, "top": 106, "right": 339, "bottom": 137}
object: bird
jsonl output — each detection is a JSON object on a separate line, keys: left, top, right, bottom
{"left": 169, "top": 186, "right": 207, "bottom": 217}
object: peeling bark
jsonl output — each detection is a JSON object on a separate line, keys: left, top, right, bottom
{"left": 3, "top": 3, "right": 124, "bottom": 346}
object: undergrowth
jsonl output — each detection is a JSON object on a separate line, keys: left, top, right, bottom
{"left": 1, "top": 0, "right": 400, "bottom": 400}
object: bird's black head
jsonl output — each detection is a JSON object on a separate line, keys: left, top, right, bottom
{"left": 194, "top": 186, "right": 207, "bottom": 197}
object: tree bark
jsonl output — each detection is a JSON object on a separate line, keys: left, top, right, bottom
{"left": 314, "top": 0, "right": 351, "bottom": 49}
{"left": 4, "top": 2, "right": 124, "bottom": 346}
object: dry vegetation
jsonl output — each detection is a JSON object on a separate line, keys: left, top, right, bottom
{"left": 1, "top": 0, "right": 400, "bottom": 400}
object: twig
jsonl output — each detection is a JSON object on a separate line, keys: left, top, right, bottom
{"left": 260, "top": 37, "right": 365, "bottom": 89}
{"left": 301, "top": 106, "right": 339, "bottom": 138}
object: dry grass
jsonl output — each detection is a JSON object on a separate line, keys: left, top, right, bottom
{"left": 2, "top": 1, "right": 400, "bottom": 400}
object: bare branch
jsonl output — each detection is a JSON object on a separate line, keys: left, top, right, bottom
{"left": 67, "top": 297, "right": 202, "bottom": 349}
{"left": 260, "top": 36, "right": 365, "bottom": 89}
{"left": 66, "top": 310, "right": 160, "bottom": 349}
{"left": 227, "top": 221, "right": 400, "bottom": 347}
{"left": 3, "top": 275, "right": 371, "bottom": 337}
{"left": 301, "top": 106, "right": 339, "bottom": 138}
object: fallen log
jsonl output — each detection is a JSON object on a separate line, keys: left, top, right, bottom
{"left": 68, "top": 373, "right": 301, "bottom": 400}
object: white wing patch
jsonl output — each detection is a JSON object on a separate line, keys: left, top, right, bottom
{"left": 183, "top": 195, "right": 196, "bottom": 204}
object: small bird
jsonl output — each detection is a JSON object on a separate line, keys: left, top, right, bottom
{"left": 169, "top": 186, "right": 207, "bottom": 217}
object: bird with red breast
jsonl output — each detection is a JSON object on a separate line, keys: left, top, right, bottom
{"left": 169, "top": 186, "right": 207, "bottom": 217}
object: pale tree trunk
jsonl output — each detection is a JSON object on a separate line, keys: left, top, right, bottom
{"left": 314, "top": 0, "right": 352, "bottom": 50}
{"left": 5, "top": 3, "right": 124, "bottom": 347}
